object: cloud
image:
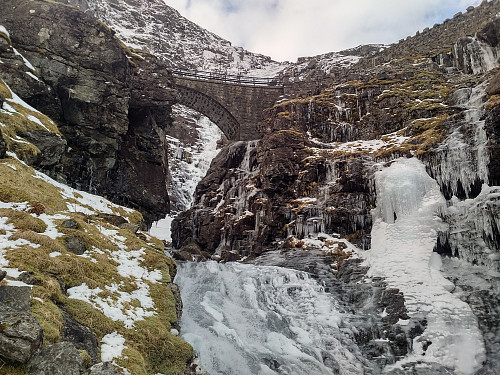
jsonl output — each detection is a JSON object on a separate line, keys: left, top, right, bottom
{"left": 164, "top": 0, "right": 483, "bottom": 62}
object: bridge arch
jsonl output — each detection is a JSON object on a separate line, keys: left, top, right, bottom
{"left": 172, "top": 72, "right": 285, "bottom": 141}
{"left": 175, "top": 84, "right": 241, "bottom": 140}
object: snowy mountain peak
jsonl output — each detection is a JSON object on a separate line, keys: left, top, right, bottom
{"left": 56, "top": 0, "right": 374, "bottom": 79}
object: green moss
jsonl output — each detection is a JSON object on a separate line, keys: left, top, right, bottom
{"left": 31, "top": 299, "right": 63, "bottom": 345}
{"left": 8, "top": 230, "right": 66, "bottom": 253}
{"left": 376, "top": 71, "right": 453, "bottom": 107}
{"left": 0, "top": 364, "right": 29, "bottom": 375}
{"left": 79, "top": 350, "right": 93, "bottom": 369}
{"left": 268, "top": 129, "right": 305, "bottom": 140}
{"left": 375, "top": 114, "right": 449, "bottom": 158}
{"left": 0, "top": 77, "right": 13, "bottom": 100}
{"left": 118, "top": 348, "right": 148, "bottom": 375}
{"left": 122, "top": 319, "right": 193, "bottom": 375}
{"left": 141, "top": 249, "right": 174, "bottom": 284}
{"left": 64, "top": 298, "right": 118, "bottom": 341}
{"left": 277, "top": 111, "right": 292, "bottom": 120}
{"left": 112, "top": 206, "right": 144, "bottom": 226}
{"left": 486, "top": 94, "right": 500, "bottom": 109}
{"left": 0, "top": 78, "right": 60, "bottom": 160}
{"left": 0, "top": 157, "right": 67, "bottom": 213}
{"left": 0, "top": 146, "right": 193, "bottom": 374}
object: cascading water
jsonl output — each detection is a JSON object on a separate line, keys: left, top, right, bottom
{"left": 175, "top": 261, "right": 367, "bottom": 375}
{"left": 150, "top": 105, "right": 222, "bottom": 242}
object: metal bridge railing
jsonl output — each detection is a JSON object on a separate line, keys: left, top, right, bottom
{"left": 171, "top": 69, "right": 283, "bottom": 87}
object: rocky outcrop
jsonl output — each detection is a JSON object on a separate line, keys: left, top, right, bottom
{"left": 0, "top": 129, "right": 6, "bottom": 159}
{"left": 28, "top": 342, "right": 84, "bottom": 375}
{"left": 0, "top": 302, "right": 43, "bottom": 363}
{"left": 1, "top": 0, "right": 177, "bottom": 224}
{"left": 173, "top": 128, "right": 376, "bottom": 256}
{"left": 87, "top": 362, "right": 126, "bottom": 375}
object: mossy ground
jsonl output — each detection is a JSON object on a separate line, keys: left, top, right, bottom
{"left": 0, "top": 88, "right": 193, "bottom": 373}
{"left": 0, "top": 77, "right": 60, "bottom": 161}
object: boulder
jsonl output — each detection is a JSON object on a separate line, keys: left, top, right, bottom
{"left": 0, "top": 285, "right": 31, "bottom": 311}
{"left": 87, "top": 362, "right": 126, "bottom": 375}
{"left": 18, "top": 272, "right": 40, "bottom": 285}
{"left": 97, "top": 214, "right": 128, "bottom": 227}
{"left": 486, "top": 71, "right": 500, "bottom": 96}
{"left": 62, "top": 219, "right": 79, "bottom": 230}
{"left": 61, "top": 310, "right": 99, "bottom": 364}
{"left": 0, "top": 129, "right": 6, "bottom": 159}
{"left": 29, "top": 342, "right": 83, "bottom": 375}
{"left": 19, "top": 131, "right": 66, "bottom": 168}
{"left": 65, "top": 236, "right": 87, "bottom": 255}
{"left": 0, "top": 302, "right": 43, "bottom": 363}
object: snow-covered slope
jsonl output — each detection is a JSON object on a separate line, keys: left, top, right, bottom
{"left": 65, "top": 0, "right": 285, "bottom": 75}
{"left": 59, "top": 0, "right": 376, "bottom": 79}
{"left": 0, "top": 72, "right": 193, "bottom": 373}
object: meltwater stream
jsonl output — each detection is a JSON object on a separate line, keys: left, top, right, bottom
{"left": 175, "top": 261, "right": 365, "bottom": 375}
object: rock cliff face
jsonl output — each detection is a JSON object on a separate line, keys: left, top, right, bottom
{"left": 1, "top": 0, "right": 176, "bottom": 225}
{"left": 173, "top": 10, "right": 500, "bottom": 267}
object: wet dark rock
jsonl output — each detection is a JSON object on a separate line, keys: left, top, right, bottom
{"left": 379, "top": 288, "right": 409, "bottom": 324}
{"left": 61, "top": 309, "right": 99, "bottom": 364}
{"left": 65, "top": 236, "right": 87, "bottom": 255}
{"left": 29, "top": 342, "right": 84, "bottom": 375}
{"left": 0, "top": 129, "right": 6, "bottom": 159}
{"left": 18, "top": 272, "right": 40, "bottom": 285}
{"left": 1, "top": 0, "right": 176, "bottom": 225}
{"left": 0, "top": 302, "right": 43, "bottom": 364}
{"left": 19, "top": 131, "right": 67, "bottom": 168}
{"left": 172, "top": 250, "right": 194, "bottom": 262}
{"left": 220, "top": 251, "right": 242, "bottom": 263}
{"left": 486, "top": 70, "right": 500, "bottom": 96}
{"left": 0, "top": 285, "right": 31, "bottom": 312}
{"left": 486, "top": 103, "right": 500, "bottom": 186}
{"left": 0, "top": 270, "right": 6, "bottom": 282}
{"left": 179, "top": 242, "right": 203, "bottom": 256}
{"left": 173, "top": 134, "right": 374, "bottom": 256}
{"left": 62, "top": 219, "right": 79, "bottom": 229}
{"left": 384, "top": 363, "right": 455, "bottom": 374}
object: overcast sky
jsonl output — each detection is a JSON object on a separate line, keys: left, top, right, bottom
{"left": 163, "top": 0, "right": 483, "bottom": 62}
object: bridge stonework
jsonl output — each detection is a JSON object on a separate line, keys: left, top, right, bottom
{"left": 173, "top": 76, "right": 284, "bottom": 141}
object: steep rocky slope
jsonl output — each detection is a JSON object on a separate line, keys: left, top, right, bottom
{"left": 0, "top": 72, "right": 194, "bottom": 374}
{"left": 1, "top": 0, "right": 176, "bottom": 226}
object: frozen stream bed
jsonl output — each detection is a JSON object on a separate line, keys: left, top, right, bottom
{"left": 174, "top": 157, "right": 493, "bottom": 375}
{"left": 175, "top": 260, "right": 367, "bottom": 375}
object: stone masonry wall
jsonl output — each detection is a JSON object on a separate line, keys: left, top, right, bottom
{"left": 174, "top": 77, "right": 284, "bottom": 141}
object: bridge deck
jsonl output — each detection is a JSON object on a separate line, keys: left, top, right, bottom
{"left": 171, "top": 69, "right": 283, "bottom": 87}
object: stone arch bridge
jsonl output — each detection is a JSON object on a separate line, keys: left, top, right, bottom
{"left": 171, "top": 70, "right": 285, "bottom": 141}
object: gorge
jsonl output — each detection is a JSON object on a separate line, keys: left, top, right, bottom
{"left": 0, "top": 0, "right": 499, "bottom": 374}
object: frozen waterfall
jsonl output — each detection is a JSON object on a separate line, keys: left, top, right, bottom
{"left": 175, "top": 261, "right": 366, "bottom": 375}
{"left": 365, "top": 157, "right": 485, "bottom": 374}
